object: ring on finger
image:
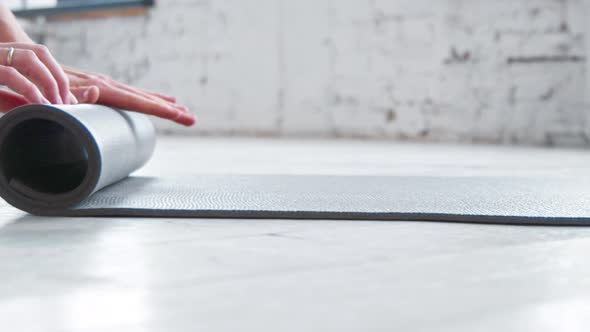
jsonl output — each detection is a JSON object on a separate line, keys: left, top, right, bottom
{"left": 6, "top": 47, "right": 15, "bottom": 66}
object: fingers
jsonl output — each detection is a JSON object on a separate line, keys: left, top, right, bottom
{"left": 106, "top": 79, "right": 187, "bottom": 113}
{"left": 128, "top": 86, "right": 176, "bottom": 103}
{"left": 97, "top": 83, "right": 195, "bottom": 126}
{"left": 63, "top": 65, "right": 195, "bottom": 126}
{"left": 70, "top": 86, "right": 99, "bottom": 104}
{"left": 0, "top": 89, "right": 28, "bottom": 113}
{"left": 69, "top": 91, "right": 79, "bottom": 104}
{"left": 143, "top": 90, "right": 176, "bottom": 103}
{"left": 0, "top": 45, "right": 66, "bottom": 104}
{"left": 0, "top": 65, "right": 49, "bottom": 104}
{"left": 14, "top": 43, "right": 72, "bottom": 104}
{"left": 65, "top": 66, "right": 179, "bottom": 105}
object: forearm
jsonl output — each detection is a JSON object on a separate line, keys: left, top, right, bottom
{"left": 0, "top": 5, "right": 33, "bottom": 43}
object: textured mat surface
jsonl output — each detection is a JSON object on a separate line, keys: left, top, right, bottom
{"left": 0, "top": 105, "right": 590, "bottom": 224}
{"left": 67, "top": 175, "right": 590, "bottom": 224}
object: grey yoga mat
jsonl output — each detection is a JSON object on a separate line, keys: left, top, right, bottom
{"left": 1, "top": 104, "right": 590, "bottom": 225}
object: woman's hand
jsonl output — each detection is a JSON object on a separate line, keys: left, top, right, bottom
{"left": 0, "top": 5, "right": 195, "bottom": 126}
{"left": 0, "top": 89, "right": 28, "bottom": 113}
{"left": 64, "top": 67, "right": 195, "bottom": 126}
{"left": 0, "top": 42, "right": 74, "bottom": 106}
{"left": 0, "top": 44, "right": 195, "bottom": 126}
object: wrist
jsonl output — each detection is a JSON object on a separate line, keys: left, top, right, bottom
{"left": 0, "top": 24, "right": 34, "bottom": 43}
{"left": 0, "top": 8, "right": 34, "bottom": 43}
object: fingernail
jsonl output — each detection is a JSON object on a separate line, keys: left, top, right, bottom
{"left": 69, "top": 92, "right": 79, "bottom": 104}
{"left": 82, "top": 88, "right": 90, "bottom": 101}
{"left": 177, "top": 112, "right": 196, "bottom": 126}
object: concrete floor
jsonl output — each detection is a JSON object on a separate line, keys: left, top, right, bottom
{"left": 2, "top": 137, "right": 590, "bottom": 331}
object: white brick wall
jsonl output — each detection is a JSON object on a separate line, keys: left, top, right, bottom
{"left": 40, "top": 0, "right": 589, "bottom": 146}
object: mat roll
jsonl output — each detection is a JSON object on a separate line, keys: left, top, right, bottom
{"left": 2, "top": 104, "right": 590, "bottom": 225}
{"left": 0, "top": 104, "right": 155, "bottom": 215}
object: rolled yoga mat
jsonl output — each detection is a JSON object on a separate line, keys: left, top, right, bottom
{"left": 1, "top": 104, "right": 590, "bottom": 225}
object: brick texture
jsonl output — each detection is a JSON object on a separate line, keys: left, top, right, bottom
{"left": 40, "top": 0, "right": 589, "bottom": 146}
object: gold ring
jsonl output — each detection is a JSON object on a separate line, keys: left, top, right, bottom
{"left": 6, "top": 47, "right": 15, "bottom": 66}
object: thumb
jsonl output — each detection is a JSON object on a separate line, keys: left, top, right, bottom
{"left": 70, "top": 86, "right": 100, "bottom": 104}
{"left": 0, "top": 90, "right": 28, "bottom": 113}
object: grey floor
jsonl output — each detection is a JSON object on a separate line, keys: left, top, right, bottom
{"left": 2, "top": 137, "right": 590, "bottom": 331}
